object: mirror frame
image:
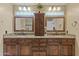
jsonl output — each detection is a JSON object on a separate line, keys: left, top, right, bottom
{"left": 14, "top": 16, "right": 34, "bottom": 32}
{"left": 45, "top": 17, "right": 65, "bottom": 32}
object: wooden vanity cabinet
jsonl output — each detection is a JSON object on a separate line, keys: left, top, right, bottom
{"left": 3, "top": 38, "right": 75, "bottom": 56}
{"left": 35, "top": 13, "right": 44, "bottom": 36}
{"left": 3, "top": 38, "right": 17, "bottom": 56}
{"left": 61, "top": 38, "right": 75, "bottom": 56}
{"left": 18, "top": 38, "right": 32, "bottom": 56}
{"left": 47, "top": 38, "right": 75, "bottom": 56}
{"left": 47, "top": 39, "right": 60, "bottom": 56}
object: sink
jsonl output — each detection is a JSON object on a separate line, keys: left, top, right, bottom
{"left": 13, "top": 33, "right": 28, "bottom": 35}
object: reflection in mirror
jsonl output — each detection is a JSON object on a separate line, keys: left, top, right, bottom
{"left": 14, "top": 17, "right": 34, "bottom": 32}
{"left": 46, "top": 17, "right": 65, "bottom": 32}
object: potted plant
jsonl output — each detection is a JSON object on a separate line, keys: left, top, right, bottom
{"left": 37, "top": 3, "right": 43, "bottom": 13}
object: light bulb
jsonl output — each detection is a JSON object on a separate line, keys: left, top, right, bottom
{"left": 48, "top": 7, "right": 52, "bottom": 11}
{"left": 18, "top": 7, "right": 22, "bottom": 11}
{"left": 27, "top": 7, "right": 31, "bottom": 11}
{"left": 53, "top": 7, "right": 56, "bottom": 11}
{"left": 57, "top": 7, "right": 61, "bottom": 11}
{"left": 23, "top": 7, "right": 26, "bottom": 11}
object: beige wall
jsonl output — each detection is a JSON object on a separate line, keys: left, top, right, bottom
{"left": 66, "top": 4, "right": 79, "bottom": 56}
{"left": 0, "top": 4, "right": 13, "bottom": 55}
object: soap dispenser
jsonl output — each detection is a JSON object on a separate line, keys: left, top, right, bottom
{"left": 5, "top": 30, "right": 7, "bottom": 34}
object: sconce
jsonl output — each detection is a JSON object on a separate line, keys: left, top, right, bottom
{"left": 72, "top": 21, "right": 77, "bottom": 27}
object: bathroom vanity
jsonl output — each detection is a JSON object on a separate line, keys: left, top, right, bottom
{"left": 3, "top": 34, "right": 75, "bottom": 56}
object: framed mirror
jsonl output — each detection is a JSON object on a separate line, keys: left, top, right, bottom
{"left": 45, "top": 17, "right": 65, "bottom": 32}
{"left": 14, "top": 17, "right": 34, "bottom": 32}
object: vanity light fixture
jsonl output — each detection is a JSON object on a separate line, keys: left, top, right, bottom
{"left": 48, "top": 7, "right": 52, "bottom": 11}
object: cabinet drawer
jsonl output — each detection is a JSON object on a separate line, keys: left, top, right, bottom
{"left": 4, "top": 39, "right": 11, "bottom": 44}
{"left": 32, "top": 47, "right": 39, "bottom": 51}
{"left": 62, "top": 39, "right": 68, "bottom": 44}
{"left": 68, "top": 39, "right": 75, "bottom": 44}
{"left": 18, "top": 39, "right": 31, "bottom": 45}
{"left": 40, "top": 43, "right": 47, "bottom": 46}
{"left": 32, "top": 39, "right": 39, "bottom": 46}
{"left": 4, "top": 38, "right": 17, "bottom": 45}
{"left": 48, "top": 39, "right": 60, "bottom": 42}
{"left": 40, "top": 47, "right": 47, "bottom": 51}
{"left": 48, "top": 39, "right": 60, "bottom": 45}
{"left": 62, "top": 38, "right": 75, "bottom": 44}
{"left": 40, "top": 39, "right": 47, "bottom": 46}
{"left": 40, "top": 39, "right": 47, "bottom": 42}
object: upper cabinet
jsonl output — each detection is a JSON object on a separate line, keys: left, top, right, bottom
{"left": 35, "top": 13, "right": 44, "bottom": 36}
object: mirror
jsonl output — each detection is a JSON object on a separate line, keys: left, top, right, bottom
{"left": 46, "top": 17, "right": 65, "bottom": 32}
{"left": 14, "top": 17, "right": 34, "bottom": 32}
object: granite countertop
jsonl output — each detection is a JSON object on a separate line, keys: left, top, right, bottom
{"left": 3, "top": 33, "right": 75, "bottom": 38}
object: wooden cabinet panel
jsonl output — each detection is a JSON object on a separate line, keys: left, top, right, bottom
{"left": 40, "top": 39, "right": 47, "bottom": 46}
{"left": 48, "top": 39, "right": 60, "bottom": 45}
{"left": 60, "top": 45, "right": 73, "bottom": 56}
{"left": 18, "top": 39, "right": 31, "bottom": 45}
{"left": 35, "top": 13, "right": 44, "bottom": 36}
{"left": 32, "top": 51, "right": 40, "bottom": 56}
{"left": 19, "top": 39, "right": 32, "bottom": 56}
{"left": 32, "top": 39, "right": 40, "bottom": 46}
{"left": 4, "top": 45, "right": 17, "bottom": 56}
{"left": 3, "top": 38, "right": 17, "bottom": 56}
{"left": 62, "top": 38, "right": 75, "bottom": 44}
{"left": 20, "top": 45, "right": 31, "bottom": 56}
{"left": 40, "top": 51, "right": 47, "bottom": 56}
{"left": 47, "top": 45, "right": 60, "bottom": 56}
{"left": 32, "top": 51, "right": 46, "bottom": 56}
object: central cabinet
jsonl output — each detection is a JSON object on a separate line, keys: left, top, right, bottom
{"left": 32, "top": 39, "right": 47, "bottom": 56}
{"left": 3, "top": 38, "right": 75, "bottom": 56}
{"left": 34, "top": 13, "right": 44, "bottom": 36}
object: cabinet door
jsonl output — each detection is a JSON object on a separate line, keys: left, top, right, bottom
{"left": 35, "top": 13, "right": 44, "bottom": 36}
{"left": 20, "top": 45, "right": 31, "bottom": 56}
{"left": 19, "top": 39, "right": 32, "bottom": 56}
{"left": 47, "top": 45, "right": 60, "bottom": 56}
{"left": 60, "top": 45, "right": 73, "bottom": 56}
{"left": 35, "top": 17, "right": 40, "bottom": 36}
{"left": 4, "top": 45, "right": 17, "bottom": 56}
{"left": 3, "top": 38, "right": 17, "bottom": 56}
{"left": 39, "top": 13, "right": 44, "bottom": 36}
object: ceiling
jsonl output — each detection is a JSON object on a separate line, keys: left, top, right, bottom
{"left": 0, "top": 3, "right": 67, "bottom": 6}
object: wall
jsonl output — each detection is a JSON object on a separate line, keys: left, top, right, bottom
{"left": 66, "top": 4, "right": 79, "bottom": 56}
{"left": 0, "top": 4, "right": 13, "bottom": 55}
